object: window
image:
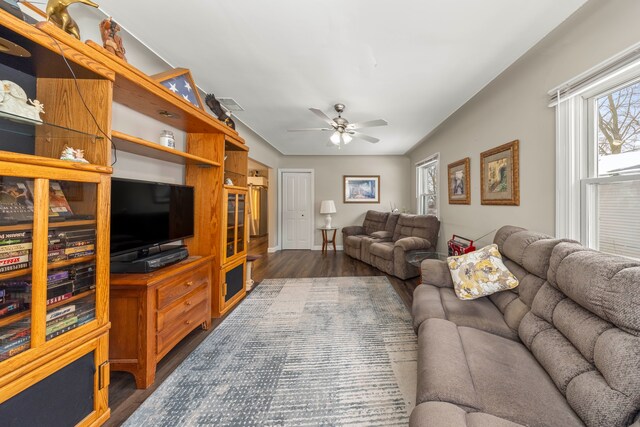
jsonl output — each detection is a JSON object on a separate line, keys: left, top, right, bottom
{"left": 416, "top": 154, "right": 439, "bottom": 216}
{"left": 553, "top": 46, "right": 640, "bottom": 259}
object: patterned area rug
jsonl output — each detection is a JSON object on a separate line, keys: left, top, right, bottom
{"left": 124, "top": 276, "right": 417, "bottom": 426}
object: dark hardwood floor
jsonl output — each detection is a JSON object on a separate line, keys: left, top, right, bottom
{"left": 106, "top": 234, "right": 419, "bottom": 426}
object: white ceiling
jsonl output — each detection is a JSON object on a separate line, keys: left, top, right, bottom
{"left": 100, "top": 0, "right": 586, "bottom": 156}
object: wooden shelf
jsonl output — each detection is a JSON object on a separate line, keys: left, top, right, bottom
{"left": 112, "top": 131, "right": 220, "bottom": 167}
{"left": 0, "top": 151, "right": 112, "bottom": 174}
{"left": 0, "top": 220, "right": 96, "bottom": 233}
{"left": 0, "top": 290, "right": 96, "bottom": 329}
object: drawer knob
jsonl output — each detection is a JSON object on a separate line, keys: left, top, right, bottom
{"left": 185, "top": 281, "right": 194, "bottom": 287}
{"left": 185, "top": 301, "right": 192, "bottom": 306}
{"left": 185, "top": 320, "right": 193, "bottom": 325}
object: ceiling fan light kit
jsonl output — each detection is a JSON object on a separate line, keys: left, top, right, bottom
{"left": 288, "top": 103, "right": 387, "bottom": 148}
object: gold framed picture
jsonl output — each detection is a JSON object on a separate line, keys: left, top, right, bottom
{"left": 480, "top": 140, "right": 519, "bottom": 206}
{"left": 343, "top": 175, "right": 380, "bottom": 203}
{"left": 448, "top": 157, "right": 470, "bottom": 205}
{"left": 152, "top": 68, "right": 204, "bottom": 110}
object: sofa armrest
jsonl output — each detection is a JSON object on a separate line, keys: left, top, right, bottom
{"left": 342, "top": 225, "right": 364, "bottom": 237}
{"left": 421, "top": 259, "right": 453, "bottom": 288}
{"left": 370, "top": 230, "right": 392, "bottom": 240}
{"left": 394, "top": 236, "right": 432, "bottom": 251}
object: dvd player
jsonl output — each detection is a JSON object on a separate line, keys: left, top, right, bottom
{"left": 110, "top": 246, "right": 189, "bottom": 274}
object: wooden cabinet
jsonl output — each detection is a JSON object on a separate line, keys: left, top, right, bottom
{"left": 223, "top": 187, "right": 248, "bottom": 265}
{"left": 0, "top": 12, "right": 112, "bottom": 426}
{"left": 109, "top": 256, "right": 211, "bottom": 389}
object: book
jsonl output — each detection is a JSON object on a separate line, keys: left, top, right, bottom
{"left": 0, "top": 341, "right": 29, "bottom": 360}
{"left": 47, "top": 292, "right": 72, "bottom": 306}
{"left": 0, "top": 300, "right": 22, "bottom": 318}
{"left": 0, "top": 326, "right": 29, "bottom": 346}
{"left": 46, "top": 304, "right": 75, "bottom": 322}
{"left": 64, "top": 244, "right": 95, "bottom": 255}
{"left": 0, "top": 231, "right": 30, "bottom": 241}
{"left": 65, "top": 239, "right": 96, "bottom": 248}
{"left": 0, "top": 262, "right": 29, "bottom": 273}
{"left": 60, "top": 229, "right": 95, "bottom": 240}
{"left": 0, "top": 179, "right": 35, "bottom": 223}
{"left": 0, "top": 242, "right": 32, "bottom": 254}
{"left": 67, "top": 250, "right": 95, "bottom": 259}
{"left": 47, "top": 250, "right": 67, "bottom": 263}
{"left": 46, "top": 315, "right": 77, "bottom": 335}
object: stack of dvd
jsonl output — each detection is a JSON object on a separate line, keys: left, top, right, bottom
{"left": 46, "top": 296, "right": 95, "bottom": 340}
{"left": 0, "top": 231, "right": 32, "bottom": 273}
{"left": 0, "top": 319, "right": 30, "bottom": 360}
{"left": 60, "top": 228, "right": 96, "bottom": 259}
{"left": 71, "top": 263, "right": 96, "bottom": 295}
{"left": 46, "top": 270, "right": 74, "bottom": 305}
{"left": 48, "top": 229, "right": 66, "bottom": 263}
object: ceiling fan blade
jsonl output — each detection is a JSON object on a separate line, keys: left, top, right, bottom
{"left": 346, "top": 119, "right": 388, "bottom": 130}
{"left": 309, "top": 108, "right": 337, "bottom": 127}
{"left": 350, "top": 131, "right": 380, "bottom": 143}
{"left": 287, "top": 128, "right": 334, "bottom": 132}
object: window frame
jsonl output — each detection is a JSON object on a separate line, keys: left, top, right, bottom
{"left": 416, "top": 153, "right": 439, "bottom": 217}
{"left": 554, "top": 54, "right": 640, "bottom": 256}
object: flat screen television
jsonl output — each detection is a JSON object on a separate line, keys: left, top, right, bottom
{"left": 110, "top": 178, "right": 194, "bottom": 256}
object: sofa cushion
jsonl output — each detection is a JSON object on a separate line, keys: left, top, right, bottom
{"left": 518, "top": 242, "right": 640, "bottom": 427}
{"left": 410, "top": 402, "right": 525, "bottom": 427}
{"left": 412, "top": 284, "right": 518, "bottom": 340}
{"left": 392, "top": 213, "right": 439, "bottom": 242}
{"left": 447, "top": 244, "right": 519, "bottom": 300}
{"left": 344, "top": 234, "right": 366, "bottom": 249}
{"left": 369, "top": 241, "right": 394, "bottom": 260}
{"left": 361, "top": 210, "right": 389, "bottom": 235}
{"left": 417, "top": 318, "right": 584, "bottom": 427}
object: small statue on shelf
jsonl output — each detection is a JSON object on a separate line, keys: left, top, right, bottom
{"left": 0, "top": 80, "right": 44, "bottom": 124}
{"left": 205, "top": 93, "right": 236, "bottom": 130}
{"left": 46, "top": 0, "right": 99, "bottom": 40}
{"left": 100, "top": 17, "right": 127, "bottom": 61}
{"left": 60, "top": 146, "right": 89, "bottom": 164}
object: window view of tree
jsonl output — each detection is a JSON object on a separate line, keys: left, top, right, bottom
{"left": 417, "top": 158, "right": 438, "bottom": 216}
{"left": 597, "top": 81, "right": 640, "bottom": 176}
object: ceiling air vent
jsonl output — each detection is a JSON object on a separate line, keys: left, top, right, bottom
{"left": 218, "top": 98, "right": 244, "bottom": 112}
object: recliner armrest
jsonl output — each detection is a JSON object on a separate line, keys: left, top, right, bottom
{"left": 394, "top": 236, "right": 432, "bottom": 251}
{"left": 370, "top": 230, "right": 392, "bottom": 240}
{"left": 421, "top": 259, "right": 453, "bottom": 288}
{"left": 342, "top": 225, "right": 364, "bottom": 236}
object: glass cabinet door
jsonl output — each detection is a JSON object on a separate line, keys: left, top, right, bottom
{"left": 45, "top": 180, "right": 97, "bottom": 342}
{"left": 0, "top": 176, "right": 35, "bottom": 360}
{"left": 226, "top": 193, "right": 236, "bottom": 258}
{"left": 236, "top": 194, "right": 245, "bottom": 254}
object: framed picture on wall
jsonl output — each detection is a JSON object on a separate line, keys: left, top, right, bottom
{"left": 480, "top": 140, "right": 519, "bottom": 205}
{"left": 152, "top": 68, "right": 204, "bottom": 110}
{"left": 448, "top": 157, "right": 470, "bottom": 204}
{"left": 343, "top": 175, "right": 380, "bottom": 203}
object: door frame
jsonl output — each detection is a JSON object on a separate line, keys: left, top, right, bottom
{"left": 277, "top": 168, "right": 315, "bottom": 251}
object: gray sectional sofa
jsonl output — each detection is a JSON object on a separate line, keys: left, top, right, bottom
{"left": 342, "top": 211, "right": 440, "bottom": 279}
{"left": 411, "top": 226, "right": 640, "bottom": 427}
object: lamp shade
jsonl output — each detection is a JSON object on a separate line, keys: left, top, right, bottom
{"left": 320, "top": 200, "right": 336, "bottom": 214}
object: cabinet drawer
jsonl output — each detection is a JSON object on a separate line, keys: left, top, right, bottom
{"left": 157, "top": 283, "right": 208, "bottom": 332}
{"left": 156, "top": 264, "right": 209, "bottom": 309}
{"left": 156, "top": 298, "right": 208, "bottom": 358}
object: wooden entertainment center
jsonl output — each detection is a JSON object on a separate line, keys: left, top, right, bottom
{"left": 0, "top": 8, "right": 248, "bottom": 425}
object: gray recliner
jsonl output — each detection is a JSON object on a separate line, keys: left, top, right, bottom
{"left": 342, "top": 211, "right": 399, "bottom": 263}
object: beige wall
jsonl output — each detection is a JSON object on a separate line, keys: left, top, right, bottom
{"left": 279, "top": 155, "right": 411, "bottom": 248}
{"left": 408, "top": 0, "right": 640, "bottom": 252}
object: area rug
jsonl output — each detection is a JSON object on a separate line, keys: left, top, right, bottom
{"left": 124, "top": 276, "right": 417, "bottom": 426}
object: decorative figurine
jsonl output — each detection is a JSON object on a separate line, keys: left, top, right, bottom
{"left": 60, "top": 146, "right": 89, "bottom": 163}
{"left": 0, "top": 80, "right": 44, "bottom": 124}
{"left": 205, "top": 94, "right": 236, "bottom": 130}
{"left": 46, "top": 0, "right": 99, "bottom": 40}
{"left": 99, "top": 17, "right": 127, "bottom": 61}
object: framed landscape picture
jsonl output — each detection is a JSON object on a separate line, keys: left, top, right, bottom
{"left": 152, "top": 68, "right": 204, "bottom": 110}
{"left": 448, "top": 157, "right": 470, "bottom": 204}
{"left": 480, "top": 140, "right": 519, "bottom": 205}
{"left": 344, "top": 175, "right": 380, "bottom": 203}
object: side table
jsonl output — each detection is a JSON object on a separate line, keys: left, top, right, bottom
{"left": 318, "top": 227, "right": 338, "bottom": 253}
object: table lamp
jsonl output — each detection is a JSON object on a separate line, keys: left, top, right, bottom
{"left": 320, "top": 200, "right": 336, "bottom": 228}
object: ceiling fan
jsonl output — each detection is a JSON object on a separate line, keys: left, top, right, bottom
{"left": 288, "top": 104, "right": 388, "bottom": 147}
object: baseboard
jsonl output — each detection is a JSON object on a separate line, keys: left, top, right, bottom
{"left": 312, "top": 245, "right": 344, "bottom": 251}
{"left": 267, "top": 246, "right": 281, "bottom": 253}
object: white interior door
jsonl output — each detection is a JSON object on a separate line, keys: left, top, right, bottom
{"left": 282, "top": 172, "right": 311, "bottom": 249}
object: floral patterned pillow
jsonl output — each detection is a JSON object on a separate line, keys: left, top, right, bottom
{"left": 447, "top": 244, "right": 519, "bottom": 300}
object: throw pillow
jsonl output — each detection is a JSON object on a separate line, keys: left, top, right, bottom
{"left": 447, "top": 244, "right": 519, "bottom": 300}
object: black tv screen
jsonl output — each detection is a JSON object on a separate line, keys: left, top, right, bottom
{"left": 110, "top": 178, "right": 194, "bottom": 256}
